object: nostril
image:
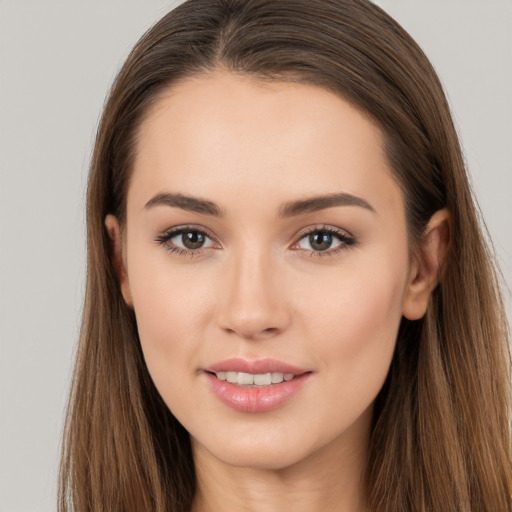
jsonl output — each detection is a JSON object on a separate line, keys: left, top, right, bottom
{"left": 255, "top": 327, "right": 281, "bottom": 340}
{"left": 222, "top": 325, "right": 280, "bottom": 340}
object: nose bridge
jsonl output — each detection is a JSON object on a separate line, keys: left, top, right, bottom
{"left": 216, "top": 241, "right": 290, "bottom": 339}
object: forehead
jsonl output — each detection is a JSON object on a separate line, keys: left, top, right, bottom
{"left": 128, "top": 70, "right": 402, "bottom": 216}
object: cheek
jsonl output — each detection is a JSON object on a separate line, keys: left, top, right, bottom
{"left": 325, "top": 278, "right": 402, "bottom": 381}
{"left": 297, "top": 251, "right": 408, "bottom": 393}
{"left": 133, "top": 272, "right": 209, "bottom": 345}
{"left": 280, "top": 255, "right": 408, "bottom": 451}
{"left": 298, "top": 250, "right": 406, "bottom": 331}
{"left": 125, "top": 243, "right": 217, "bottom": 387}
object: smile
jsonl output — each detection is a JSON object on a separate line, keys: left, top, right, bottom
{"left": 213, "top": 371, "right": 296, "bottom": 386}
{"left": 204, "top": 358, "right": 312, "bottom": 412}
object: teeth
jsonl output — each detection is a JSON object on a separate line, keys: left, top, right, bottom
{"left": 271, "top": 372, "right": 284, "bottom": 383}
{"left": 254, "top": 373, "right": 272, "bottom": 385}
{"left": 214, "top": 371, "right": 295, "bottom": 386}
{"left": 238, "top": 372, "right": 254, "bottom": 385}
{"left": 226, "top": 371, "right": 238, "bottom": 383}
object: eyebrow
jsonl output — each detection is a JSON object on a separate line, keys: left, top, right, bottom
{"left": 144, "top": 192, "right": 225, "bottom": 217}
{"left": 278, "top": 192, "right": 375, "bottom": 217}
{"left": 144, "top": 191, "right": 375, "bottom": 217}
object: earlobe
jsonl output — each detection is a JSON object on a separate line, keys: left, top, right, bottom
{"left": 402, "top": 208, "right": 451, "bottom": 320}
{"left": 104, "top": 214, "right": 133, "bottom": 307}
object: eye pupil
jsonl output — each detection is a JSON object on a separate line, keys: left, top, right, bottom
{"left": 310, "top": 231, "right": 332, "bottom": 251}
{"left": 182, "top": 231, "right": 205, "bottom": 249}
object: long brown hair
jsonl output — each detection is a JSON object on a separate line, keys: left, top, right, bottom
{"left": 59, "top": 1, "right": 512, "bottom": 510}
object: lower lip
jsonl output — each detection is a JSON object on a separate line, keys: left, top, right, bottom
{"left": 204, "top": 372, "right": 311, "bottom": 413}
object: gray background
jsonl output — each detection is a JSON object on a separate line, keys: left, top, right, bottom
{"left": 0, "top": 1, "right": 510, "bottom": 511}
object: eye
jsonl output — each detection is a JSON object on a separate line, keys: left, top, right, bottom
{"left": 156, "top": 226, "right": 218, "bottom": 255}
{"left": 293, "top": 226, "right": 355, "bottom": 255}
{"left": 171, "top": 229, "right": 213, "bottom": 250}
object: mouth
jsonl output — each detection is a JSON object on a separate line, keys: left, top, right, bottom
{"left": 209, "top": 371, "right": 297, "bottom": 387}
{"left": 203, "top": 358, "right": 312, "bottom": 412}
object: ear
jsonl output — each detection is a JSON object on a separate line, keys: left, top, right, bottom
{"left": 402, "top": 208, "right": 451, "bottom": 320}
{"left": 104, "top": 214, "right": 133, "bottom": 307}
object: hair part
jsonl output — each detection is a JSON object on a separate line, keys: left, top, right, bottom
{"left": 60, "top": 1, "right": 512, "bottom": 511}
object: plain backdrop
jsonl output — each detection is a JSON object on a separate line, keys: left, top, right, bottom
{"left": 0, "top": 1, "right": 511, "bottom": 511}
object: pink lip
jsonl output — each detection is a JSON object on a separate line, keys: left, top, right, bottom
{"left": 203, "top": 358, "right": 312, "bottom": 413}
{"left": 205, "top": 357, "right": 308, "bottom": 375}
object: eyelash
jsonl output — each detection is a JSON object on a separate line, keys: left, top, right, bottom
{"left": 155, "top": 224, "right": 356, "bottom": 259}
{"left": 155, "top": 225, "right": 219, "bottom": 259}
{"left": 292, "top": 225, "right": 356, "bottom": 258}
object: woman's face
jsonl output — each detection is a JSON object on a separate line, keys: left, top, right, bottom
{"left": 116, "top": 70, "right": 417, "bottom": 470}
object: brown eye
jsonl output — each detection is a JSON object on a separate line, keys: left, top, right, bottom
{"left": 308, "top": 231, "right": 334, "bottom": 251}
{"left": 180, "top": 230, "right": 206, "bottom": 249}
{"left": 295, "top": 227, "right": 355, "bottom": 255}
{"left": 156, "top": 226, "right": 217, "bottom": 254}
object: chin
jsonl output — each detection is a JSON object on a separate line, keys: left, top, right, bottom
{"left": 190, "top": 415, "right": 348, "bottom": 473}
{"left": 202, "top": 440, "right": 311, "bottom": 471}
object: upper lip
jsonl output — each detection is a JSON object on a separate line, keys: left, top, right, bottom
{"left": 205, "top": 357, "right": 310, "bottom": 375}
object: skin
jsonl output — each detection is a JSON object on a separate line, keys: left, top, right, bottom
{"left": 106, "top": 70, "right": 450, "bottom": 512}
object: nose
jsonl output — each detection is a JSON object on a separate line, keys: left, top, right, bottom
{"left": 215, "top": 246, "right": 291, "bottom": 340}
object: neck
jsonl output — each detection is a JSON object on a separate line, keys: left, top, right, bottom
{"left": 190, "top": 408, "right": 371, "bottom": 512}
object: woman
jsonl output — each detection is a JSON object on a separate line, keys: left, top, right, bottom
{"left": 59, "top": 0, "right": 512, "bottom": 511}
